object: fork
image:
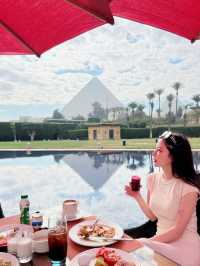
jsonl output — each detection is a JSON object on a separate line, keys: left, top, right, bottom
{"left": 90, "top": 218, "right": 99, "bottom": 233}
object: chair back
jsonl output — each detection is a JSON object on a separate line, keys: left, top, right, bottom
{"left": 0, "top": 204, "right": 4, "bottom": 218}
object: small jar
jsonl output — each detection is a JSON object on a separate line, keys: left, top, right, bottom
{"left": 31, "top": 211, "right": 43, "bottom": 232}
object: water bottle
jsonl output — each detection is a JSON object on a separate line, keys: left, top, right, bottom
{"left": 20, "top": 195, "right": 30, "bottom": 224}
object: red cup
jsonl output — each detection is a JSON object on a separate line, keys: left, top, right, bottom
{"left": 131, "top": 176, "right": 141, "bottom": 191}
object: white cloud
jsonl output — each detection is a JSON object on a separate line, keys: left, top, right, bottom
{"left": 0, "top": 17, "right": 200, "bottom": 113}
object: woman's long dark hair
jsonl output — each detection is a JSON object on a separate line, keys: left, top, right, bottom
{"left": 162, "top": 133, "right": 200, "bottom": 190}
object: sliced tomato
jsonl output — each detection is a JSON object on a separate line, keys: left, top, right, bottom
{"left": 96, "top": 247, "right": 107, "bottom": 257}
{"left": 103, "top": 250, "right": 121, "bottom": 266}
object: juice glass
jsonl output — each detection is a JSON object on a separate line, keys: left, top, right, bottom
{"left": 48, "top": 219, "right": 67, "bottom": 266}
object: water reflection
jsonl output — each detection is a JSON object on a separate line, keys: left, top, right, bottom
{"left": 0, "top": 150, "right": 199, "bottom": 228}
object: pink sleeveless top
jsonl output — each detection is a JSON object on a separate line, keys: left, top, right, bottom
{"left": 147, "top": 172, "right": 199, "bottom": 235}
{"left": 139, "top": 172, "right": 200, "bottom": 266}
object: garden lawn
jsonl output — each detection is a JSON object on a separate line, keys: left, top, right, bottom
{"left": 0, "top": 138, "right": 200, "bottom": 149}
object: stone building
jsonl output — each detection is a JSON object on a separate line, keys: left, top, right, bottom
{"left": 88, "top": 123, "right": 121, "bottom": 140}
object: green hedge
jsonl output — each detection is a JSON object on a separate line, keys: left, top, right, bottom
{"left": 121, "top": 128, "right": 149, "bottom": 138}
{"left": 0, "top": 122, "right": 79, "bottom": 141}
{"left": 1, "top": 122, "right": 200, "bottom": 141}
{"left": 121, "top": 126, "right": 200, "bottom": 139}
{"left": 0, "top": 122, "right": 13, "bottom": 141}
{"left": 68, "top": 129, "right": 88, "bottom": 140}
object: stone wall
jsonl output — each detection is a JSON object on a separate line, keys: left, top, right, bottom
{"left": 88, "top": 125, "right": 121, "bottom": 140}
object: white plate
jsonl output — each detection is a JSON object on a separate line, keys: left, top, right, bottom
{"left": 69, "top": 219, "right": 123, "bottom": 247}
{"left": 69, "top": 247, "right": 135, "bottom": 266}
{"left": 0, "top": 252, "right": 19, "bottom": 266}
{"left": 0, "top": 224, "right": 33, "bottom": 237}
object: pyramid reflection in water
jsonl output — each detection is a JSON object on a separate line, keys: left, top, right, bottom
{"left": 60, "top": 152, "right": 125, "bottom": 190}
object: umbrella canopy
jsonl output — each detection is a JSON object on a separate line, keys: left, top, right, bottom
{"left": 0, "top": 0, "right": 112, "bottom": 57}
{"left": 111, "top": 0, "right": 200, "bottom": 42}
{"left": 0, "top": 0, "right": 200, "bottom": 57}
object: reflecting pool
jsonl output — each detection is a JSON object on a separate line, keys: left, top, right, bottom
{"left": 0, "top": 150, "right": 199, "bottom": 229}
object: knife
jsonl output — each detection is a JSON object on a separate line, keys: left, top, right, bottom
{"left": 87, "top": 236, "right": 134, "bottom": 241}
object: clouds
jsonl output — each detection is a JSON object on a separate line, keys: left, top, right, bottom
{"left": 55, "top": 62, "right": 103, "bottom": 76}
{"left": 0, "top": 17, "right": 200, "bottom": 119}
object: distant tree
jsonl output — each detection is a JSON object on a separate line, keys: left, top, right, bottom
{"left": 52, "top": 109, "right": 65, "bottom": 119}
{"left": 177, "top": 106, "right": 183, "bottom": 119}
{"left": 172, "top": 82, "right": 182, "bottom": 118}
{"left": 155, "top": 89, "right": 164, "bottom": 120}
{"left": 72, "top": 115, "right": 85, "bottom": 120}
{"left": 166, "top": 94, "right": 174, "bottom": 129}
{"left": 128, "top": 102, "right": 137, "bottom": 120}
{"left": 135, "top": 104, "right": 145, "bottom": 120}
{"left": 89, "top": 102, "right": 106, "bottom": 120}
{"left": 87, "top": 117, "right": 100, "bottom": 123}
{"left": 22, "top": 123, "right": 37, "bottom": 141}
{"left": 192, "top": 94, "right": 200, "bottom": 108}
{"left": 146, "top": 93, "right": 155, "bottom": 118}
{"left": 183, "top": 104, "right": 191, "bottom": 127}
{"left": 10, "top": 122, "right": 17, "bottom": 142}
{"left": 191, "top": 94, "right": 200, "bottom": 124}
{"left": 146, "top": 93, "right": 155, "bottom": 138}
{"left": 125, "top": 107, "right": 129, "bottom": 123}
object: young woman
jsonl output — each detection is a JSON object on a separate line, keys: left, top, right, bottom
{"left": 125, "top": 131, "right": 200, "bottom": 266}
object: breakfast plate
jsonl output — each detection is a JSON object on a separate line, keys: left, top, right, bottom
{"left": 69, "top": 219, "right": 123, "bottom": 247}
{"left": 69, "top": 247, "right": 136, "bottom": 266}
{"left": 0, "top": 252, "right": 19, "bottom": 266}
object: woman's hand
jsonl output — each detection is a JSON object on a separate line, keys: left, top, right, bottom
{"left": 125, "top": 183, "right": 141, "bottom": 200}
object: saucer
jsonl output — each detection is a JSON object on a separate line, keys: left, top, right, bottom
{"left": 33, "top": 229, "right": 49, "bottom": 254}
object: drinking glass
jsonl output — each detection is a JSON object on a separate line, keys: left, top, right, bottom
{"left": 17, "top": 231, "right": 32, "bottom": 264}
{"left": 48, "top": 217, "right": 68, "bottom": 266}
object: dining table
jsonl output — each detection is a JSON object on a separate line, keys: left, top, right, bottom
{"left": 0, "top": 215, "right": 178, "bottom": 266}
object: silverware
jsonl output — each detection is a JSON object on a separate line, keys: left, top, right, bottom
{"left": 88, "top": 236, "right": 134, "bottom": 242}
{"left": 90, "top": 218, "right": 99, "bottom": 233}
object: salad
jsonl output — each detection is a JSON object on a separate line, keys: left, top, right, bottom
{"left": 89, "top": 248, "right": 136, "bottom": 266}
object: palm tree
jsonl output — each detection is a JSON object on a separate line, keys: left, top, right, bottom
{"left": 146, "top": 93, "right": 155, "bottom": 117}
{"left": 191, "top": 94, "right": 200, "bottom": 124}
{"left": 172, "top": 82, "right": 182, "bottom": 118}
{"left": 183, "top": 104, "right": 191, "bottom": 127}
{"left": 146, "top": 93, "right": 155, "bottom": 138}
{"left": 134, "top": 104, "right": 145, "bottom": 120}
{"left": 166, "top": 94, "right": 174, "bottom": 129}
{"left": 128, "top": 102, "right": 137, "bottom": 121}
{"left": 155, "top": 89, "right": 164, "bottom": 120}
{"left": 192, "top": 94, "right": 200, "bottom": 108}
{"left": 137, "top": 104, "right": 145, "bottom": 112}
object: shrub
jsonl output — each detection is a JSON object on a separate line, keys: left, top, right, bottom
{"left": 68, "top": 129, "right": 88, "bottom": 140}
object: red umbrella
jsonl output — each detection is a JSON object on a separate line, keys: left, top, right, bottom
{"left": 111, "top": 0, "right": 200, "bottom": 42}
{"left": 0, "top": 0, "right": 200, "bottom": 57}
{"left": 0, "top": 0, "right": 113, "bottom": 57}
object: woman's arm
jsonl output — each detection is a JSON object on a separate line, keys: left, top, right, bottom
{"left": 150, "top": 191, "right": 198, "bottom": 243}
{"left": 125, "top": 185, "right": 157, "bottom": 221}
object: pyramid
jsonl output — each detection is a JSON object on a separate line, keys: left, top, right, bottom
{"left": 62, "top": 77, "right": 123, "bottom": 119}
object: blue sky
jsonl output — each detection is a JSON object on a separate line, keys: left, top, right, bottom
{"left": 0, "top": 17, "right": 200, "bottom": 121}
